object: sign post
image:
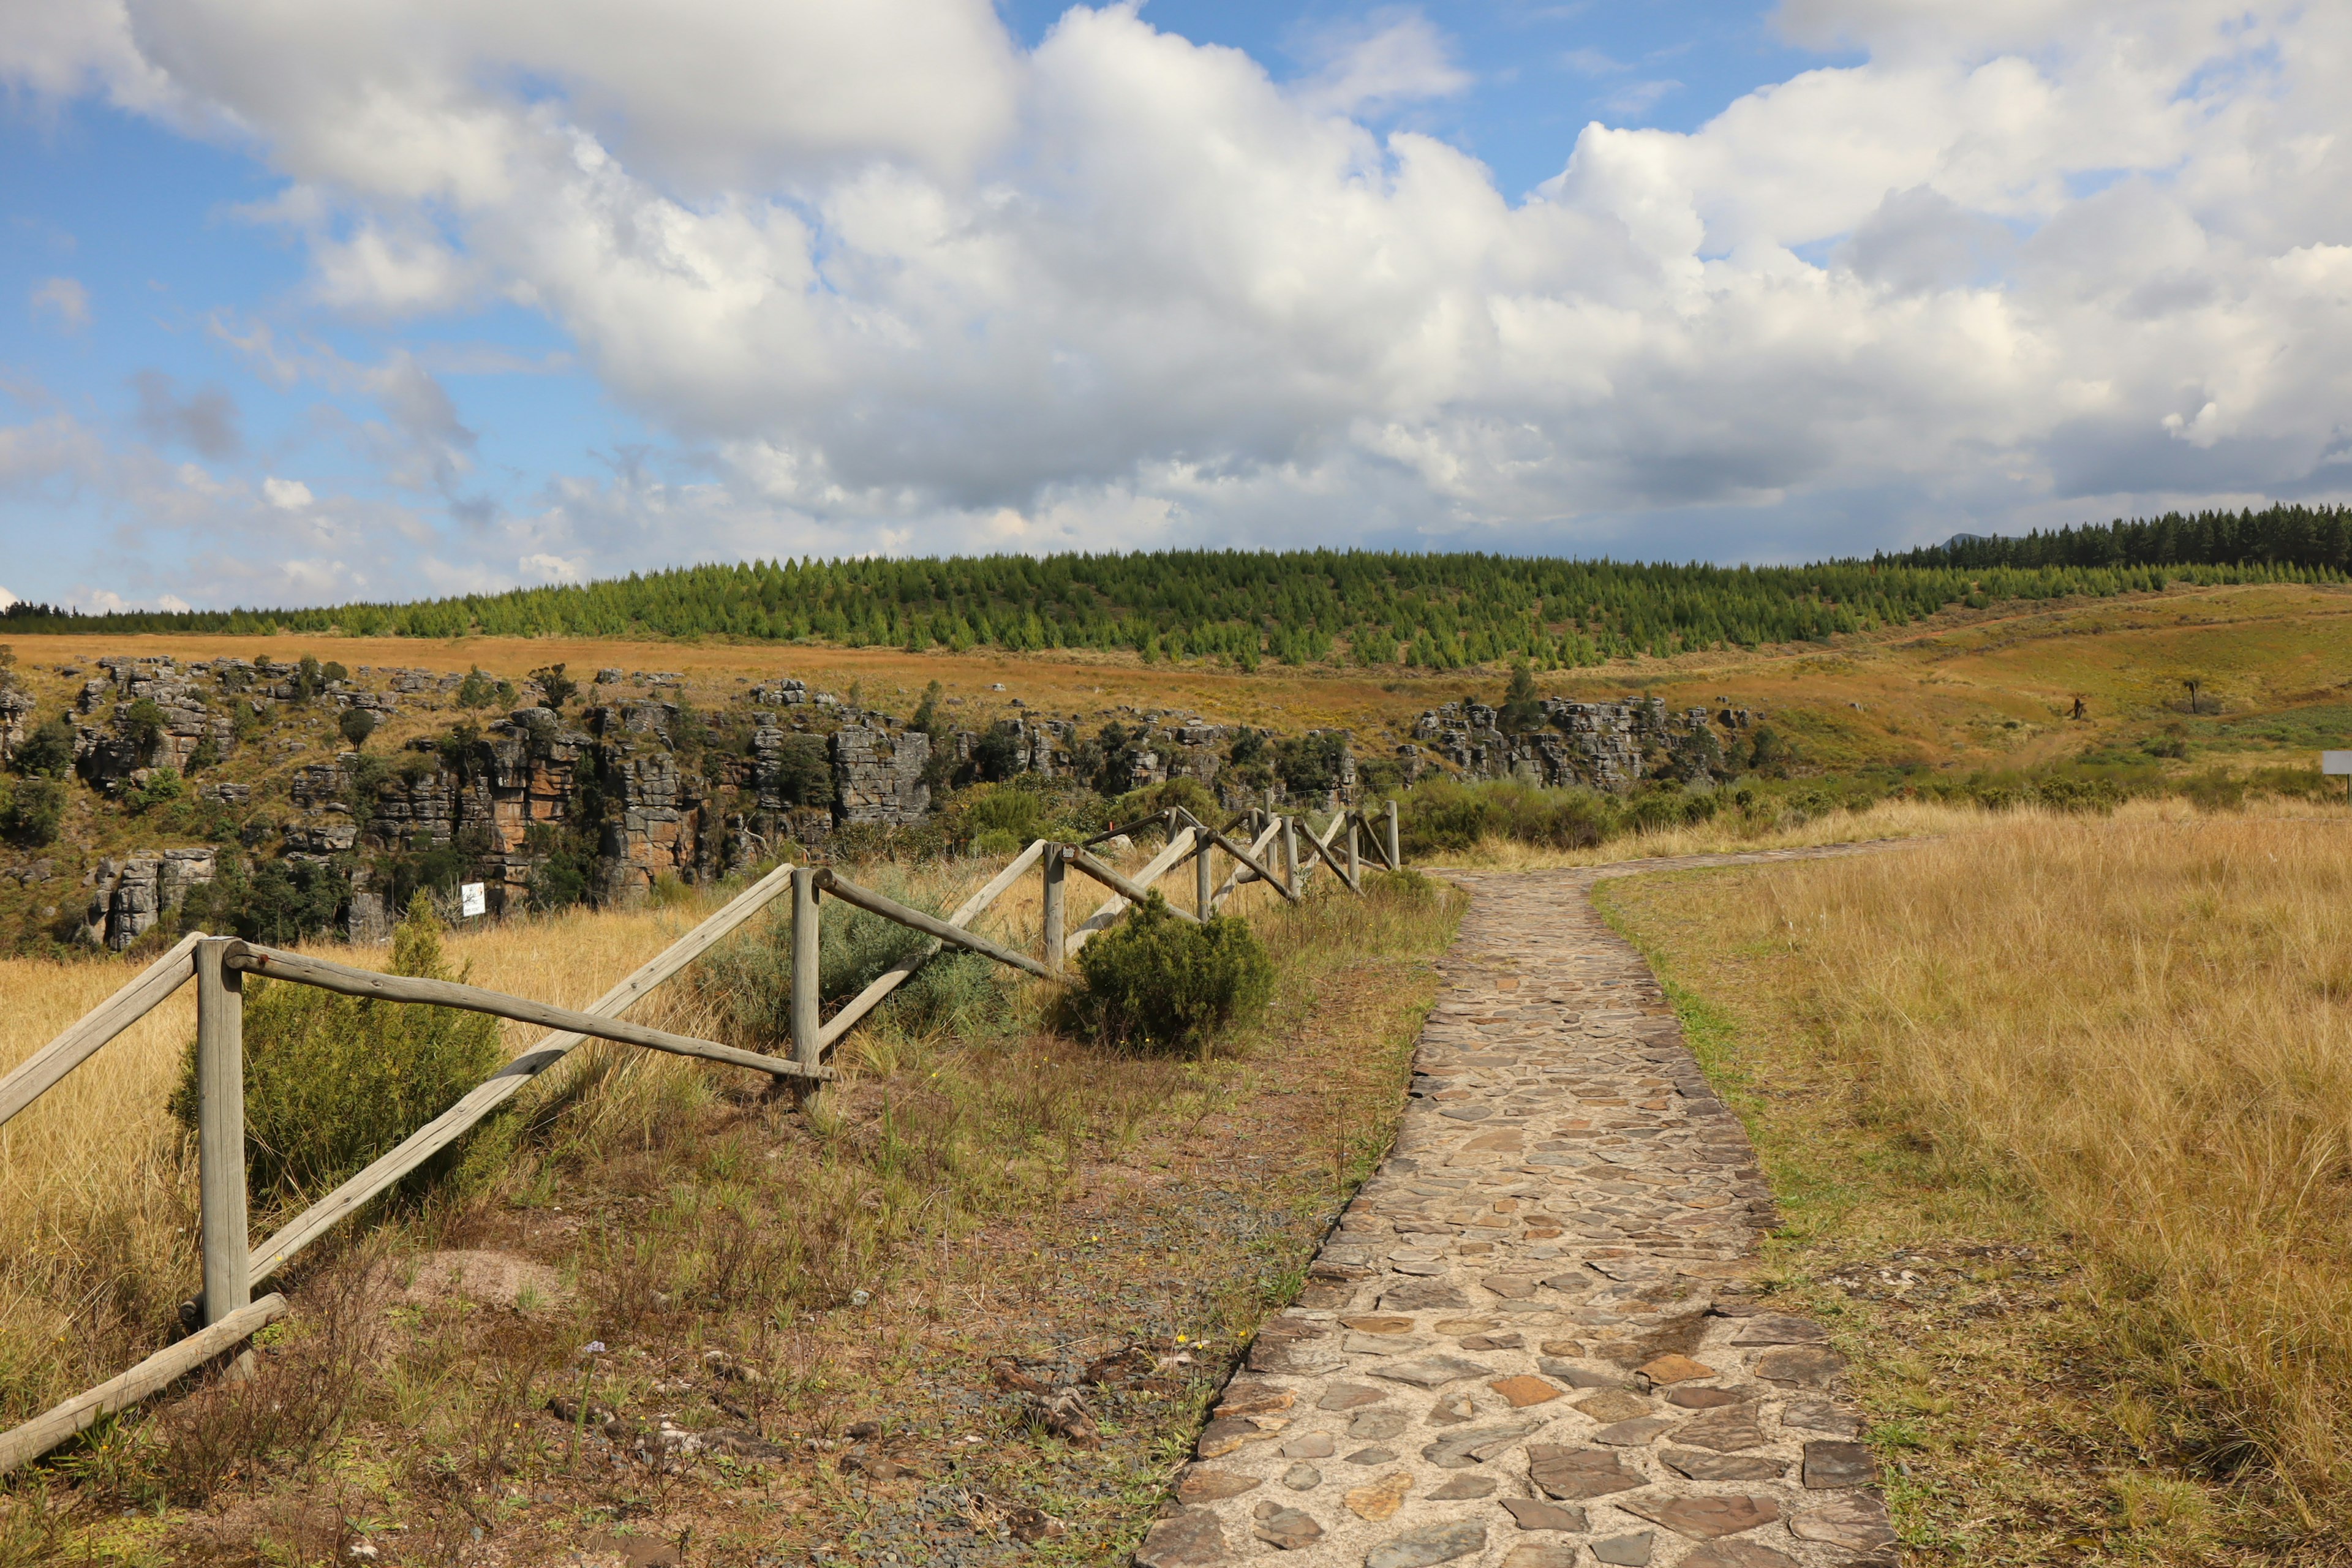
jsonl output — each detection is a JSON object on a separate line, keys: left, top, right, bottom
{"left": 459, "top": 882, "right": 488, "bottom": 919}
{"left": 2323, "top": 752, "right": 2352, "bottom": 804}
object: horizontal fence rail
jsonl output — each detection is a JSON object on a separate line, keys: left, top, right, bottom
{"left": 812, "top": 869, "right": 1055, "bottom": 980}
{"left": 0, "top": 1294, "right": 288, "bottom": 1477}
{"left": 819, "top": 839, "right": 1046, "bottom": 1049}
{"left": 1068, "top": 846, "right": 1202, "bottom": 923}
{"left": 1068, "top": 826, "right": 1203, "bottom": 952}
{"left": 0, "top": 932, "right": 203, "bottom": 1132}
{"left": 224, "top": 943, "right": 827, "bottom": 1083}
{"left": 0, "top": 800, "right": 1402, "bottom": 1474}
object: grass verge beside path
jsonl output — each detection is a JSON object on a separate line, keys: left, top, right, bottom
{"left": 1, "top": 868, "right": 1461, "bottom": 1567}
{"left": 1597, "top": 812, "right": 2352, "bottom": 1566}
{"left": 1433, "top": 792, "right": 2352, "bottom": 872}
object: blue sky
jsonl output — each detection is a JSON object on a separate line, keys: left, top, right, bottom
{"left": 1, "top": 1, "right": 2344, "bottom": 611}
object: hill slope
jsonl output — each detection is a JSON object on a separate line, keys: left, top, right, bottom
{"left": 6, "top": 513, "right": 2345, "bottom": 670}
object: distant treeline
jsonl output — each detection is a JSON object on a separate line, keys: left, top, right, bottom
{"left": 1888, "top": 503, "right": 2352, "bottom": 573}
{"left": 2, "top": 529, "right": 2335, "bottom": 670}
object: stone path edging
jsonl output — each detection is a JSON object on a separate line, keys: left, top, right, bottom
{"left": 1137, "top": 846, "right": 1904, "bottom": 1568}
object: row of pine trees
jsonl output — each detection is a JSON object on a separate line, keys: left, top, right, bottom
{"left": 4, "top": 506, "right": 2342, "bottom": 669}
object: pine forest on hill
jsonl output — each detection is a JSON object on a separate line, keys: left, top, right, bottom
{"left": 4, "top": 504, "right": 2347, "bottom": 671}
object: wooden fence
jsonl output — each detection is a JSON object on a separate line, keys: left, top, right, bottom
{"left": 0, "top": 799, "right": 1403, "bottom": 1474}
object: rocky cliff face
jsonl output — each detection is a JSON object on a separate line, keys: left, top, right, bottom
{"left": 1412, "top": 696, "right": 1760, "bottom": 788}
{"left": 72, "top": 657, "right": 240, "bottom": 788}
{"left": 82, "top": 848, "right": 217, "bottom": 950}
{"left": 0, "top": 685, "right": 32, "bottom": 764}
{"left": 22, "top": 656, "right": 1374, "bottom": 949}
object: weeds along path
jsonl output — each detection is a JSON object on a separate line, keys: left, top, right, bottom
{"left": 1143, "top": 845, "right": 1903, "bottom": 1568}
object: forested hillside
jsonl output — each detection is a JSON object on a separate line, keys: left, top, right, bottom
{"left": 1889, "top": 503, "right": 2352, "bottom": 572}
{"left": 5, "top": 506, "right": 2344, "bottom": 669}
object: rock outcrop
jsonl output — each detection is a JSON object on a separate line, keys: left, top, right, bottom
{"left": 0, "top": 684, "right": 32, "bottom": 764}
{"left": 10, "top": 654, "right": 1387, "bottom": 940}
{"left": 1414, "top": 698, "right": 1758, "bottom": 790}
{"left": 82, "top": 848, "right": 217, "bottom": 950}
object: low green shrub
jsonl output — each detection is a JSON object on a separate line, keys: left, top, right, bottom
{"left": 2028, "top": 775, "right": 2123, "bottom": 813}
{"left": 1366, "top": 867, "right": 1440, "bottom": 907}
{"left": 127, "top": 767, "right": 184, "bottom": 815}
{"left": 0, "top": 776, "right": 64, "bottom": 846}
{"left": 1113, "top": 775, "right": 1220, "bottom": 827}
{"left": 970, "top": 827, "right": 1023, "bottom": 857}
{"left": 1396, "top": 777, "right": 1616, "bottom": 853}
{"left": 937, "top": 775, "right": 1109, "bottom": 851}
{"left": 178, "top": 854, "right": 347, "bottom": 946}
{"left": 1060, "top": 892, "right": 1274, "bottom": 1054}
{"left": 9, "top": 715, "right": 75, "bottom": 777}
{"left": 170, "top": 895, "right": 507, "bottom": 1205}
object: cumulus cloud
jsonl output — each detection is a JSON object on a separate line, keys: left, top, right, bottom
{"left": 2, "top": 0, "right": 2350, "bottom": 599}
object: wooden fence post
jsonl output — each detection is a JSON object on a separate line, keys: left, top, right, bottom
{"left": 791, "top": 867, "right": 820, "bottom": 1076}
{"left": 1385, "top": 799, "right": 1401, "bottom": 867}
{"left": 1041, "top": 845, "right": 1066, "bottom": 974}
{"left": 1346, "top": 814, "right": 1359, "bottom": 884}
{"left": 1281, "top": 814, "right": 1298, "bottom": 896}
{"left": 195, "top": 938, "right": 248, "bottom": 1327}
{"left": 1195, "top": 834, "right": 1214, "bottom": 918}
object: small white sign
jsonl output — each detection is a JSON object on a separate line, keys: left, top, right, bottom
{"left": 459, "top": 882, "right": 488, "bottom": 918}
{"left": 2325, "top": 752, "right": 2352, "bottom": 777}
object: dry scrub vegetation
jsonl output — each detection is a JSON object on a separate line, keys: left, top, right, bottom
{"left": 0, "top": 850, "right": 1461, "bottom": 1566}
{"left": 1422, "top": 793, "right": 1969, "bottom": 869}
{"left": 1600, "top": 805, "right": 2352, "bottom": 1564}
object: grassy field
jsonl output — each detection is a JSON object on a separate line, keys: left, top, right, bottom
{"left": 1599, "top": 805, "right": 2352, "bottom": 1565}
{"left": 0, "top": 846, "right": 1462, "bottom": 1566}
{"left": 8, "top": 579, "right": 2352, "bottom": 777}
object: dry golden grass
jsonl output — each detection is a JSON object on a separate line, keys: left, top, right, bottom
{"left": 1436, "top": 791, "right": 2352, "bottom": 872}
{"left": 0, "top": 898, "right": 722, "bottom": 1419}
{"left": 1423, "top": 794, "right": 1971, "bottom": 869}
{"left": 1784, "top": 815, "right": 2352, "bottom": 1537}
{"left": 1605, "top": 805, "right": 2352, "bottom": 1559}
{"left": 0, "top": 835, "right": 1286, "bottom": 1425}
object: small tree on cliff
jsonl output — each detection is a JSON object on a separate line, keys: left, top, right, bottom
{"left": 1498, "top": 661, "right": 1545, "bottom": 732}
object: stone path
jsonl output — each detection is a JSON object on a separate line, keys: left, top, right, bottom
{"left": 1137, "top": 848, "right": 1902, "bottom": 1568}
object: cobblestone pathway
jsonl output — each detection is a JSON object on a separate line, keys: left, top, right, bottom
{"left": 1138, "top": 848, "right": 1901, "bottom": 1568}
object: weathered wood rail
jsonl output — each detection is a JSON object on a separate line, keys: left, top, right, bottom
{"left": 0, "top": 799, "right": 1403, "bottom": 1473}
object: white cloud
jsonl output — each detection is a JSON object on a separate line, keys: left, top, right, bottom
{"left": 263, "top": 476, "right": 314, "bottom": 509}
{"left": 1600, "top": 79, "right": 1680, "bottom": 118}
{"left": 518, "top": 551, "right": 587, "bottom": 583}
{"left": 310, "top": 221, "right": 481, "bottom": 315}
{"left": 2, "top": 0, "right": 2350, "bottom": 597}
{"left": 1292, "top": 12, "right": 1473, "bottom": 118}
{"left": 0, "top": 0, "right": 176, "bottom": 114}
{"left": 28, "top": 276, "right": 89, "bottom": 330}
{"left": 0, "top": 584, "right": 17, "bottom": 610}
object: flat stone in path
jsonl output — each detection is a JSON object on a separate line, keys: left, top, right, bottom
{"left": 1133, "top": 851, "right": 1894, "bottom": 1567}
